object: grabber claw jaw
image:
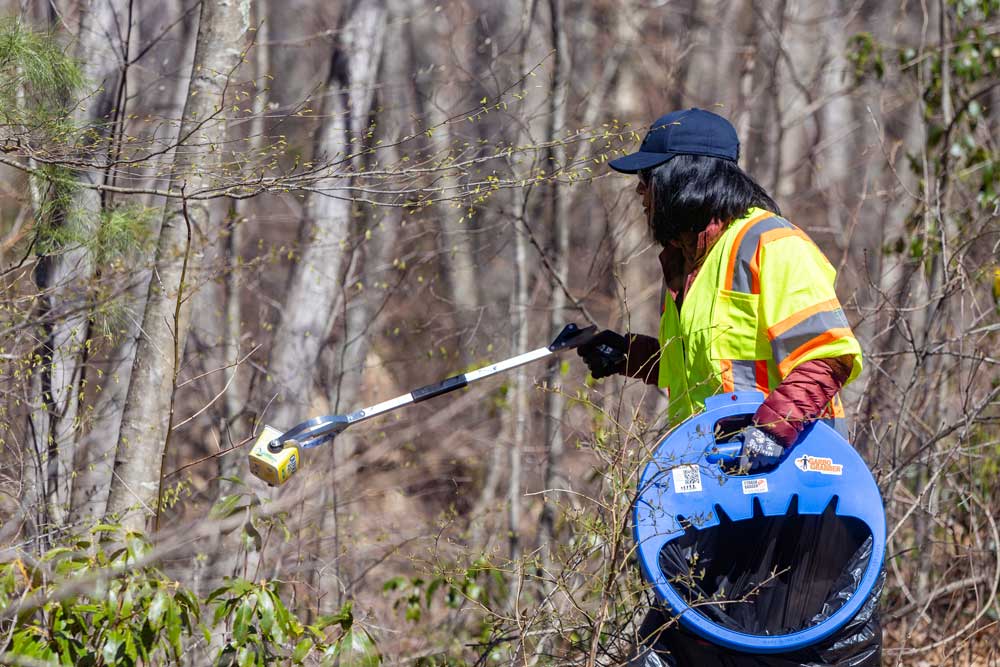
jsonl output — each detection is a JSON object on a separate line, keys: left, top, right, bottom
{"left": 547, "top": 322, "right": 598, "bottom": 352}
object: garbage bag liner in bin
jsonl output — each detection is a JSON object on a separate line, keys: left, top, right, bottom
{"left": 632, "top": 392, "right": 886, "bottom": 662}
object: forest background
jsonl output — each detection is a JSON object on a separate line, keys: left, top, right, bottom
{"left": 0, "top": 0, "right": 997, "bottom": 665}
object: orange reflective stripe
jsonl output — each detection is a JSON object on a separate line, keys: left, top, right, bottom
{"left": 754, "top": 359, "right": 770, "bottom": 393}
{"left": 723, "top": 210, "right": 774, "bottom": 290}
{"left": 767, "top": 298, "right": 842, "bottom": 340}
{"left": 759, "top": 227, "right": 811, "bottom": 247}
{"left": 748, "top": 223, "right": 802, "bottom": 295}
{"left": 719, "top": 358, "right": 734, "bottom": 392}
{"left": 777, "top": 328, "right": 855, "bottom": 376}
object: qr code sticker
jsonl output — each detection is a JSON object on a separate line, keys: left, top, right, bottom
{"left": 672, "top": 464, "right": 702, "bottom": 494}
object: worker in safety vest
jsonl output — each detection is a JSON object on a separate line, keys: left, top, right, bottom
{"left": 578, "top": 108, "right": 862, "bottom": 472}
{"left": 577, "top": 109, "right": 881, "bottom": 667}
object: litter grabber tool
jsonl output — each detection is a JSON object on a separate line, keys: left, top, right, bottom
{"left": 249, "top": 322, "right": 600, "bottom": 486}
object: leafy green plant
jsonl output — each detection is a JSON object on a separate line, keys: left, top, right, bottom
{"left": 0, "top": 526, "right": 381, "bottom": 667}
{"left": 208, "top": 580, "right": 378, "bottom": 667}
{"left": 0, "top": 528, "right": 199, "bottom": 666}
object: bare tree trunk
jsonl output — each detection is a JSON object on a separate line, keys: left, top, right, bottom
{"left": 758, "top": 1, "right": 788, "bottom": 193}
{"left": 310, "top": 0, "right": 407, "bottom": 611}
{"left": 315, "top": 185, "right": 400, "bottom": 609}
{"left": 219, "top": 0, "right": 269, "bottom": 485}
{"left": 818, "top": 0, "right": 853, "bottom": 243}
{"left": 106, "top": 0, "right": 249, "bottom": 532}
{"left": 428, "top": 13, "right": 481, "bottom": 342}
{"left": 539, "top": 0, "right": 569, "bottom": 555}
{"left": 70, "top": 0, "right": 197, "bottom": 523}
{"left": 258, "top": 0, "right": 386, "bottom": 435}
{"left": 507, "top": 0, "right": 545, "bottom": 581}
{"left": 24, "top": 0, "right": 130, "bottom": 535}
{"left": 198, "top": 1, "right": 271, "bottom": 595}
{"left": 731, "top": 5, "right": 760, "bottom": 166}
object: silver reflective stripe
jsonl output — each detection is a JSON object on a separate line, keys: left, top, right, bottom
{"left": 731, "top": 359, "right": 758, "bottom": 391}
{"left": 770, "top": 308, "right": 850, "bottom": 363}
{"left": 729, "top": 215, "right": 794, "bottom": 293}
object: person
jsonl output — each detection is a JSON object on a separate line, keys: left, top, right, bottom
{"left": 576, "top": 109, "right": 882, "bottom": 666}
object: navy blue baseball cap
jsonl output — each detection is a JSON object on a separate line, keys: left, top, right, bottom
{"left": 609, "top": 108, "right": 740, "bottom": 174}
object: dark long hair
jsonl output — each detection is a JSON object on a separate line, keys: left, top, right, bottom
{"left": 640, "top": 155, "right": 781, "bottom": 247}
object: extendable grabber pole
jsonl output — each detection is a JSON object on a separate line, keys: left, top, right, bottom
{"left": 249, "top": 323, "right": 599, "bottom": 485}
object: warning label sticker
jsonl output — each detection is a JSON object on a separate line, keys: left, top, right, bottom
{"left": 672, "top": 465, "right": 703, "bottom": 494}
{"left": 794, "top": 455, "right": 844, "bottom": 476}
{"left": 741, "top": 478, "right": 769, "bottom": 494}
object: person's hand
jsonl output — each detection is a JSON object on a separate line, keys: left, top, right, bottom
{"left": 576, "top": 330, "right": 628, "bottom": 379}
{"left": 736, "top": 426, "right": 786, "bottom": 473}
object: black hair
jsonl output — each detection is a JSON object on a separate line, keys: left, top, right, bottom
{"left": 640, "top": 155, "right": 781, "bottom": 247}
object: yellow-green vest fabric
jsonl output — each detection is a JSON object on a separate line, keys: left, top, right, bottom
{"left": 657, "top": 208, "right": 862, "bottom": 428}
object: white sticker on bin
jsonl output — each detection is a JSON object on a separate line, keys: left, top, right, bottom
{"left": 672, "top": 464, "right": 702, "bottom": 494}
{"left": 741, "top": 478, "right": 769, "bottom": 494}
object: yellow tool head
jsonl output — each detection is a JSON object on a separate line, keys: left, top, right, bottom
{"left": 248, "top": 425, "right": 299, "bottom": 486}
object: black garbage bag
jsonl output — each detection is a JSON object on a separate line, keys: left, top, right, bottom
{"left": 630, "top": 501, "right": 884, "bottom": 667}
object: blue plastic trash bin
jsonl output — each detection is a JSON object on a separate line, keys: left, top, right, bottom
{"left": 633, "top": 392, "right": 886, "bottom": 654}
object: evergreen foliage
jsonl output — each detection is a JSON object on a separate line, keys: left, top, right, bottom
{"left": 0, "top": 17, "right": 81, "bottom": 131}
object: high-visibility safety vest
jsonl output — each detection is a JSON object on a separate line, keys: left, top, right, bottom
{"left": 657, "top": 207, "right": 862, "bottom": 429}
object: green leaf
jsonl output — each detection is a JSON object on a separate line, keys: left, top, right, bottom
{"left": 175, "top": 588, "right": 201, "bottom": 619}
{"left": 237, "top": 646, "right": 254, "bottom": 667}
{"left": 210, "top": 494, "right": 246, "bottom": 520}
{"left": 138, "top": 621, "right": 156, "bottom": 660}
{"left": 102, "top": 634, "right": 121, "bottom": 664}
{"left": 124, "top": 630, "right": 138, "bottom": 662}
{"left": 167, "top": 600, "right": 183, "bottom": 657}
{"left": 120, "top": 585, "right": 134, "bottom": 616}
{"left": 257, "top": 588, "right": 275, "bottom": 635}
{"left": 125, "top": 533, "right": 151, "bottom": 561}
{"left": 425, "top": 578, "right": 442, "bottom": 607}
{"left": 90, "top": 523, "right": 122, "bottom": 534}
{"left": 382, "top": 576, "right": 406, "bottom": 592}
{"left": 315, "top": 600, "right": 353, "bottom": 631}
{"left": 326, "top": 627, "right": 381, "bottom": 667}
{"left": 242, "top": 520, "right": 263, "bottom": 553}
{"left": 40, "top": 547, "right": 74, "bottom": 562}
{"left": 445, "top": 586, "right": 462, "bottom": 609}
{"left": 148, "top": 590, "right": 168, "bottom": 629}
{"left": 233, "top": 594, "right": 256, "bottom": 645}
{"left": 270, "top": 589, "right": 291, "bottom": 631}
{"left": 292, "top": 638, "right": 314, "bottom": 663}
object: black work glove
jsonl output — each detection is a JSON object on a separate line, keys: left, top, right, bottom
{"left": 736, "top": 426, "right": 786, "bottom": 473}
{"left": 576, "top": 330, "right": 628, "bottom": 379}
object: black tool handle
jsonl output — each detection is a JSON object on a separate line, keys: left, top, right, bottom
{"left": 411, "top": 374, "right": 469, "bottom": 403}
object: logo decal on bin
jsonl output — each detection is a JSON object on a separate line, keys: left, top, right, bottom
{"left": 794, "top": 455, "right": 843, "bottom": 476}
